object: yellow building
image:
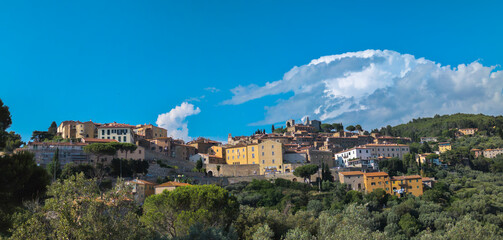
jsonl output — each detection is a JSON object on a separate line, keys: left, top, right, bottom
{"left": 225, "top": 144, "right": 258, "bottom": 165}
{"left": 438, "top": 142, "right": 452, "bottom": 153}
{"left": 458, "top": 128, "right": 477, "bottom": 135}
{"left": 76, "top": 121, "right": 98, "bottom": 139}
{"left": 363, "top": 172, "right": 391, "bottom": 194}
{"left": 258, "top": 140, "right": 284, "bottom": 175}
{"left": 135, "top": 124, "right": 168, "bottom": 139}
{"left": 391, "top": 175, "right": 423, "bottom": 197}
{"left": 58, "top": 120, "right": 99, "bottom": 139}
{"left": 209, "top": 146, "right": 225, "bottom": 158}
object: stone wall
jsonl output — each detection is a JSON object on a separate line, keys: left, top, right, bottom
{"left": 205, "top": 164, "right": 260, "bottom": 177}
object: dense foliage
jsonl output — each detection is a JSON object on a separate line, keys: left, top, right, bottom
{"left": 378, "top": 113, "right": 503, "bottom": 141}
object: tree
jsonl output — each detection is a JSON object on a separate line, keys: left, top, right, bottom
{"left": 83, "top": 143, "right": 118, "bottom": 164}
{"left": 141, "top": 185, "right": 239, "bottom": 238}
{"left": 0, "top": 151, "right": 50, "bottom": 234}
{"left": 47, "top": 148, "right": 61, "bottom": 181}
{"left": 346, "top": 125, "right": 356, "bottom": 132}
{"left": 3, "top": 131, "right": 23, "bottom": 152}
{"left": 334, "top": 123, "right": 344, "bottom": 132}
{"left": 60, "top": 163, "right": 94, "bottom": 179}
{"left": 293, "top": 164, "right": 319, "bottom": 183}
{"left": 10, "top": 174, "right": 148, "bottom": 239}
{"left": 420, "top": 142, "right": 432, "bottom": 153}
{"left": 252, "top": 224, "right": 273, "bottom": 240}
{"left": 30, "top": 130, "right": 52, "bottom": 142}
{"left": 355, "top": 124, "right": 363, "bottom": 132}
{"left": 48, "top": 121, "right": 57, "bottom": 136}
{"left": 0, "top": 99, "right": 12, "bottom": 132}
{"left": 196, "top": 158, "right": 203, "bottom": 172}
{"left": 109, "top": 142, "right": 137, "bottom": 178}
{"left": 271, "top": 125, "right": 275, "bottom": 133}
{"left": 321, "top": 163, "right": 333, "bottom": 182}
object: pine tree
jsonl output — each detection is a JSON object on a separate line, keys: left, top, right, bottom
{"left": 47, "top": 148, "right": 61, "bottom": 181}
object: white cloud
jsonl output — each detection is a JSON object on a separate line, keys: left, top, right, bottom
{"left": 204, "top": 87, "right": 220, "bottom": 93}
{"left": 156, "top": 102, "right": 201, "bottom": 141}
{"left": 223, "top": 49, "right": 503, "bottom": 129}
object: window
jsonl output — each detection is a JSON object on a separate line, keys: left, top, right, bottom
{"left": 262, "top": 152, "right": 264, "bottom": 156}
{"left": 272, "top": 151, "right": 274, "bottom": 155}
{"left": 232, "top": 156, "right": 234, "bottom": 159}
{"left": 371, "top": 182, "right": 376, "bottom": 186}
{"left": 107, "top": 129, "right": 110, "bottom": 135}
{"left": 227, "top": 150, "right": 229, "bottom": 153}
{"left": 107, "top": 137, "right": 110, "bottom": 139}
{"left": 262, "top": 146, "right": 264, "bottom": 149}
{"left": 262, "top": 160, "right": 265, "bottom": 164}
{"left": 102, "top": 130, "right": 105, "bottom": 135}
{"left": 252, "top": 154, "right": 255, "bottom": 158}
{"left": 272, "top": 145, "right": 274, "bottom": 149}
{"left": 252, "top": 147, "right": 255, "bottom": 151}
{"left": 272, "top": 159, "right": 275, "bottom": 164}
{"left": 123, "top": 137, "right": 127, "bottom": 142}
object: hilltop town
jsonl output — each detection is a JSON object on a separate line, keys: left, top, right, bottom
{"left": 12, "top": 115, "right": 501, "bottom": 204}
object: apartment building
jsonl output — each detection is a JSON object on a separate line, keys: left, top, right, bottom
{"left": 335, "top": 146, "right": 372, "bottom": 167}
{"left": 98, "top": 122, "right": 136, "bottom": 143}
{"left": 363, "top": 172, "right": 391, "bottom": 194}
{"left": 57, "top": 120, "right": 100, "bottom": 139}
{"left": 365, "top": 144, "right": 410, "bottom": 159}
{"left": 134, "top": 124, "right": 168, "bottom": 140}
{"left": 23, "top": 141, "right": 90, "bottom": 166}
{"left": 391, "top": 175, "right": 423, "bottom": 197}
{"left": 438, "top": 142, "right": 452, "bottom": 153}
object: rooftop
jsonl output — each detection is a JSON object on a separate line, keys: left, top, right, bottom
{"left": 391, "top": 175, "right": 422, "bottom": 180}
{"left": 339, "top": 171, "right": 364, "bottom": 176}
{"left": 155, "top": 181, "right": 191, "bottom": 188}
{"left": 364, "top": 172, "right": 389, "bottom": 177}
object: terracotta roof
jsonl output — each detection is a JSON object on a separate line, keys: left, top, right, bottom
{"left": 82, "top": 138, "right": 118, "bottom": 143}
{"left": 365, "top": 144, "right": 409, "bottom": 147}
{"left": 28, "top": 141, "right": 88, "bottom": 146}
{"left": 421, "top": 177, "right": 435, "bottom": 182}
{"left": 99, "top": 122, "right": 136, "bottom": 128}
{"left": 364, "top": 172, "right": 389, "bottom": 177}
{"left": 391, "top": 175, "right": 421, "bottom": 180}
{"left": 155, "top": 181, "right": 191, "bottom": 188}
{"left": 339, "top": 171, "right": 364, "bottom": 176}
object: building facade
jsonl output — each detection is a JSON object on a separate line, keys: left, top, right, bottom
{"left": 334, "top": 146, "right": 372, "bottom": 167}
{"left": 438, "top": 142, "right": 452, "bottom": 153}
{"left": 338, "top": 171, "right": 364, "bottom": 191}
{"left": 391, "top": 175, "right": 423, "bottom": 197}
{"left": 363, "top": 172, "right": 391, "bottom": 194}
{"left": 134, "top": 124, "right": 168, "bottom": 140}
{"left": 365, "top": 144, "right": 410, "bottom": 159}
{"left": 24, "top": 142, "right": 90, "bottom": 166}
{"left": 98, "top": 123, "right": 136, "bottom": 143}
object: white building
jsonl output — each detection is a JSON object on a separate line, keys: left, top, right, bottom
{"left": 334, "top": 146, "right": 371, "bottom": 167}
{"left": 97, "top": 122, "right": 136, "bottom": 143}
{"left": 365, "top": 144, "right": 409, "bottom": 159}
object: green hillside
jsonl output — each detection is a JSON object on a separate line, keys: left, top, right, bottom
{"left": 377, "top": 113, "right": 503, "bottom": 142}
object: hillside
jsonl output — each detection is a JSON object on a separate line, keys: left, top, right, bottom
{"left": 377, "top": 113, "right": 503, "bottom": 142}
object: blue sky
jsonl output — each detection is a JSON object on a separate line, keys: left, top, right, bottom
{"left": 1, "top": 1, "right": 503, "bottom": 142}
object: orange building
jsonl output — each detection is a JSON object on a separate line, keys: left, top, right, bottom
{"left": 363, "top": 172, "right": 391, "bottom": 194}
{"left": 390, "top": 175, "right": 423, "bottom": 197}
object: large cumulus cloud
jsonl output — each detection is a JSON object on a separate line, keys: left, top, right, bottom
{"left": 156, "top": 102, "right": 201, "bottom": 141}
{"left": 223, "top": 50, "right": 503, "bottom": 128}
